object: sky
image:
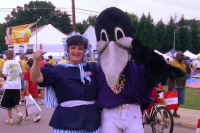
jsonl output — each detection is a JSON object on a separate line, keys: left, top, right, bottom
{"left": 0, "top": 0, "right": 200, "bottom": 25}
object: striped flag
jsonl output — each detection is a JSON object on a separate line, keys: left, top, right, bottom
{"left": 196, "top": 119, "right": 200, "bottom": 133}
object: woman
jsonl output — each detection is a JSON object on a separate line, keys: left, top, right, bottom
{"left": 31, "top": 32, "right": 101, "bottom": 132}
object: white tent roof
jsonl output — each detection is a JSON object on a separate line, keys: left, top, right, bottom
{"left": 183, "top": 50, "right": 198, "bottom": 59}
{"left": 30, "top": 24, "right": 67, "bottom": 52}
{"left": 83, "top": 25, "right": 97, "bottom": 51}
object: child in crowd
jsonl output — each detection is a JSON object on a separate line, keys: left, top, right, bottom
{"left": 1, "top": 50, "right": 23, "bottom": 125}
{"left": 23, "top": 58, "right": 41, "bottom": 122}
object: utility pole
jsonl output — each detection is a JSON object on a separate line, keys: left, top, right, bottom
{"left": 173, "top": 28, "right": 175, "bottom": 50}
{"left": 72, "top": 0, "right": 76, "bottom": 32}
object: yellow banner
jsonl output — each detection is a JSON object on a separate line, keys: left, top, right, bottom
{"left": 11, "top": 24, "right": 31, "bottom": 45}
{"left": 5, "top": 23, "right": 35, "bottom": 45}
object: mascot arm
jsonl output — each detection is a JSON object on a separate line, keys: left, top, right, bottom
{"left": 131, "top": 38, "right": 185, "bottom": 87}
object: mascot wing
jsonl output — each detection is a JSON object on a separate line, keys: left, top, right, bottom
{"left": 131, "top": 38, "right": 185, "bottom": 87}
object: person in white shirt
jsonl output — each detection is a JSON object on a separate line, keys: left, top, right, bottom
{"left": 1, "top": 50, "right": 23, "bottom": 125}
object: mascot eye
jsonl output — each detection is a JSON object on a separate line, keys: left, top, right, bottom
{"left": 115, "top": 27, "right": 125, "bottom": 40}
{"left": 100, "top": 29, "right": 109, "bottom": 42}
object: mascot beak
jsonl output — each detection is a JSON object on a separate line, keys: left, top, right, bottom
{"left": 100, "top": 41, "right": 129, "bottom": 88}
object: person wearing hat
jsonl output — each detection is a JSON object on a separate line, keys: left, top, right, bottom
{"left": 31, "top": 33, "right": 101, "bottom": 133}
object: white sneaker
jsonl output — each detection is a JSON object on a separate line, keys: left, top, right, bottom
{"left": 23, "top": 115, "right": 29, "bottom": 121}
{"left": 16, "top": 112, "right": 23, "bottom": 124}
{"left": 5, "top": 118, "right": 14, "bottom": 125}
{"left": 33, "top": 115, "right": 41, "bottom": 122}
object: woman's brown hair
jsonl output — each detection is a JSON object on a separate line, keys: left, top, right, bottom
{"left": 67, "top": 35, "right": 88, "bottom": 49}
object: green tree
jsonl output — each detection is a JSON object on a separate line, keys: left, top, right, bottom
{"left": 145, "top": 13, "right": 158, "bottom": 49}
{"left": 4, "top": 1, "right": 72, "bottom": 33}
{"left": 137, "top": 13, "right": 158, "bottom": 49}
{"left": 190, "top": 19, "right": 200, "bottom": 54}
{"left": 76, "top": 15, "right": 97, "bottom": 34}
{"left": 0, "top": 24, "right": 7, "bottom": 53}
{"left": 87, "top": 16, "right": 97, "bottom": 26}
{"left": 156, "top": 19, "right": 166, "bottom": 52}
{"left": 177, "top": 15, "right": 191, "bottom": 52}
{"left": 164, "top": 17, "right": 175, "bottom": 52}
{"left": 137, "top": 13, "right": 148, "bottom": 45}
{"left": 125, "top": 12, "right": 139, "bottom": 37}
{"left": 76, "top": 20, "right": 89, "bottom": 34}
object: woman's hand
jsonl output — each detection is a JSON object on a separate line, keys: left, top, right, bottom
{"left": 33, "top": 44, "right": 44, "bottom": 61}
{"left": 31, "top": 43, "right": 44, "bottom": 83}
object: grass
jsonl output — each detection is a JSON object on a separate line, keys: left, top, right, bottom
{"left": 163, "top": 86, "right": 200, "bottom": 110}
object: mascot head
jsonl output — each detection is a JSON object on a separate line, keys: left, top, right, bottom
{"left": 95, "top": 7, "right": 134, "bottom": 88}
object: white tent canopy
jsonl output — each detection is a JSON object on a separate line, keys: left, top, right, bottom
{"left": 30, "top": 24, "right": 66, "bottom": 52}
{"left": 83, "top": 25, "right": 99, "bottom": 61}
{"left": 183, "top": 50, "right": 198, "bottom": 60}
{"left": 83, "top": 25, "right": 97, "bottom": 51}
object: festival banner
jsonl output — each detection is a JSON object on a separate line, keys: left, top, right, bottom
{"left": 5, "top": 23, "right": 36, "bottom": 45}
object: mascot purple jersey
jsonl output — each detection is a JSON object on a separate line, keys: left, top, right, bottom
{"left": 95, "top": 7, "right": 184, "bottom": 110}
{"left": 96, "top": 60, "right": 151, "bottom": 109}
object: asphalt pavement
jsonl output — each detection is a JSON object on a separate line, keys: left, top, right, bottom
{"left": 0, "top": 103, "right": 198, "bottom": 133}
{"left": 171, "top": 107, "right": 199, "bottom": 129}
{"left": 0, "top": 103, "right": 53, "bottom": 133}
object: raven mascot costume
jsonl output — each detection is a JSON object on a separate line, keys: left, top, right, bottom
{"left": 95, "top": 7, "right": 184, "bottom": 133}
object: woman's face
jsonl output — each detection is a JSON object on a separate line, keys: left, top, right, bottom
{"left": 68, "top": 44, "right": 85, "bottom": 65}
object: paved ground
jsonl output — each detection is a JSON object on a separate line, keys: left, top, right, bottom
{"left": 172, "top": 107, "right": 200, "bottom": 129}
{"left": 0, "top": 103, "right": 53, "bottom": 133}
{"left": 0, "top": 103, "right": 198, "bottom": 133}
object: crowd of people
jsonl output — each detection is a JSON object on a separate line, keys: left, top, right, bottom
{"left": 0, "top": 51, "right": 66, "bottom": 125}
{"left": 189, "top": 58, "right": 200, "bottom": 75}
